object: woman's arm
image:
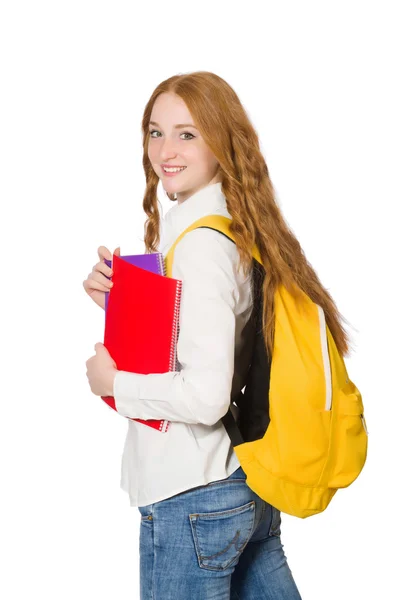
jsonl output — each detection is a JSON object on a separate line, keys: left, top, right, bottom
{"left": 112, "top": 228, "right": 238, "bottom": 426}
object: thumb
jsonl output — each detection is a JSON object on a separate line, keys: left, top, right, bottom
{"left": 114, "top": 246, "right": 121, "bottom": 257}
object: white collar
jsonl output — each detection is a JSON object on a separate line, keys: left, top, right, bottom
{"left": 160, "top": 181, "right": 229, "bottom": 253}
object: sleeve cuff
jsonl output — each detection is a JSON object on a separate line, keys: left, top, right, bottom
{"left": 113, "top": 370, "right": 140, "bottom": 417}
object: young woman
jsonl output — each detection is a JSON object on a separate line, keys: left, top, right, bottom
{"left": 84, "top": 71, "right": 350, "bottom": 599}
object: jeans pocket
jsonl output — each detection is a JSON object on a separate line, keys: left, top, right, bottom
{"left": 189, "top": 500, "right": 256, "bottom": 571}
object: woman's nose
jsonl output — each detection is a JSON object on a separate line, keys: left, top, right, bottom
{"left": 159, "top": 138, "right": 180, "bottom": 160}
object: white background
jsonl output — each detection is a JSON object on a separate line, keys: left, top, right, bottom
{"left": 1, "top": 1, "right": 395, "bottom": 598}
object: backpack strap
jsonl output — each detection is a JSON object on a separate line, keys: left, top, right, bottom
{"left": 164, "top": 214, "right": 263, "bottom": 447}
{"left": 164, "top": 214, "right": 262, "bottom": 278}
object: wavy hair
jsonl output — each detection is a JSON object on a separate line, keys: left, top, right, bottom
{"left": 140, "top": 71, "right": 352, "bottom": 358}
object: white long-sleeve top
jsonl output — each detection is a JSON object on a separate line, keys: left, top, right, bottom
{"left": 114, "top": 181, "right": 254, "bottom": 507}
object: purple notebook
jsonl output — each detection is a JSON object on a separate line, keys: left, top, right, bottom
{"left": 104, "top": 253, "right": 166, "bottom": 312}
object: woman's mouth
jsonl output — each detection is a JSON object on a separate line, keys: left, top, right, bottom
{"left": 162, "top": 166, "right": 187, "bottom": 177}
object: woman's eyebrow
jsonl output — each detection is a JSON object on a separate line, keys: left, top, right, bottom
{"left": 149, "top": 121, "right": 198, "bottom": 129}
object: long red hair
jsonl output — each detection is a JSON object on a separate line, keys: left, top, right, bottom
{"left": 140, "top": 71, "right": 352, "bottom": 358}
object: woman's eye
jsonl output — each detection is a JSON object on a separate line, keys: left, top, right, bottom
{"left": 149, "top": 130, "right": 194, "bottom": 140}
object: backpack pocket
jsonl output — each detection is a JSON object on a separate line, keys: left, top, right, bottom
{"left": 327, "top": 383, "right": 368, "bottom": 488}
{"left": 339, "top": 380, "right": 368, "bottom": 437}
{"left": 189, "top": 500, "right": 256, "bottom": 571}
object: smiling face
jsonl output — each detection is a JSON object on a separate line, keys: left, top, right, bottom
{"left": 148, "top": 92, "right": 222, "bottom": 204}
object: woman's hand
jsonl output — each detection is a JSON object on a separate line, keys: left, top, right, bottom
{"left": 83, "top": 246, "right": 120, "bottom": 310}
{"left": 86, "top": 342, "right": 118, "bottom": 397}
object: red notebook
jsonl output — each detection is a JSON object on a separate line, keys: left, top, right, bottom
{"left": 101, "top": 253, "right": 182, "bottom": 433}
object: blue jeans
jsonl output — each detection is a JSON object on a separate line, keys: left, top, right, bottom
{"left": 138, "top": 466, "right": 302, "bottom": 599}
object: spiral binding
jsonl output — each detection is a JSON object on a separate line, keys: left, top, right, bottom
{"left": 159, "top": 419, "right": 170, "bottom": 432}
{"left": 156, "top": 255, "right": 181, "bottom": 432}
{"left": 152, "top": 251, "right": 181, "bottom": 373}
{"left": 169, "top": 279, "right": 182, "bottom": 372}
{"left": 156, "top": 252, "right": 166, "bottom": 276}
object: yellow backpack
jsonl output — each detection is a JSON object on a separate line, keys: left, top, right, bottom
{"left": 164, "top": 214, "right": 368, "bottom": 519}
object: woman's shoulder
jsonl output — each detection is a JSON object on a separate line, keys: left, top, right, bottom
{"left": 174, "top": 221, "right": 252, "bottom": 287}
